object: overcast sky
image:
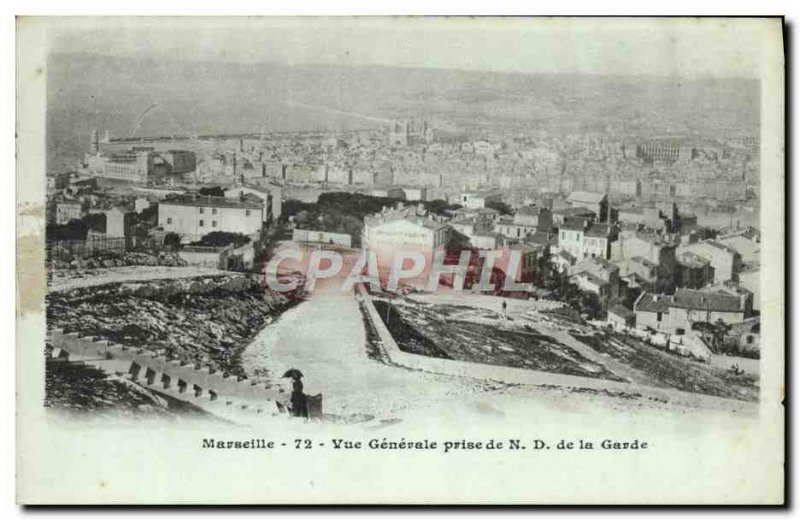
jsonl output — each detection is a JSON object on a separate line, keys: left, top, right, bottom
{"left": 45, "top": 17, "right": 776, "bottom": 79}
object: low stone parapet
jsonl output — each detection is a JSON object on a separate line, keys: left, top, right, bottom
{"left": 47, "top": 328, "right": 291, "bottom": 423}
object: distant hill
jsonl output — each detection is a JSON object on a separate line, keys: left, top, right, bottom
{"left": 47, "top": 52, "right": 760, "bottom": 171}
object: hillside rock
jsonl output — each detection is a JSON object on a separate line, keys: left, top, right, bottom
{"left": 46, "top": 273, "right": 304, "bottom": 378}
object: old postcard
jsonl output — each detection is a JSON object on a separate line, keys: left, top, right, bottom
{"left": 16, "top": 16, "right": 784, "bottom": 504}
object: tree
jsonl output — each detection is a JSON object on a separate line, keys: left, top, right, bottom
{"left": 83, "top": 212, "right": 107, "bottom": 233}
{"left": 579, "top": 293, "right": 603, "bottom": 320}
{"left": 192, "top": 232, "right": 251, "bottom": 248}
{"left": 283, "top": 199, "right": 315, "bottom": 219}
{"left": 199, "top": 186, "right": 225, "bottom": 197}
{"left": 164, "top": 232, "right": 182, "bottom": 250}
{"left": 46, "top": 219, "right": 89, "bottom": 242}
{"left": 541, "top": 262, "right": 563, "bottom": 291}
{"left": 485, "top": 200, "right": 513, "bottom": 215}
{"left": 424, "top": 199, "right": 462, "bottom": 216}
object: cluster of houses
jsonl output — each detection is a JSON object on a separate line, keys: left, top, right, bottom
{"left": 47, "top": 164, "right": 760, "bottom": 355}
{"left": 352, "top": 188, "right": 760, "bottom": 354}
{"left": 46, "top": 170, "right": 283, "bottom": 271}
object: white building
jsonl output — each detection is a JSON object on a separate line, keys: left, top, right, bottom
{"left": 717, "top": 228, "right": 760, "bottom": 264}
{"left": 495, "top": 217, "right": 536, "bottom": 241}
{"left": 457, "top": 192, "right": 502, "bottom": 210}
{"left": 567, "top": 191, "right": 608, "bottom": 222}
{"left": 158, "top": 194, "right": 264, "bottom": 240}
{"left": 558, "top": 219, "right": 617, "bottom": 261}
{"left": 469, "top": 232, "right": 504, "bottom": 251}
{"left": 363, "top": 207, "right": 451, "bottom": 269}
{"left": 351, "top": 170, "right": 374, "bottom": 186}
{"left": 495, "top": 206, "right": 553, "bottom": 242}
{"left": 102, "top": 206, "right": 135, "bottom": 238}
{"left": 292, "top": 229, "right": 352, "bottom": 247}
{"left": 677, "top": 240, "right": 742, "bottom": 284}
{"left": 569, "top": 257, "right": 621, "bottom": 305}
{"left": 634, "top": 288, "right": 748, "bottom": 335}
{"left": 84, "top": 149, "right": 156, "bottom": 183}
{"left": 401, "top": 187, "right": 428, "bottom": 202}
{"left": 449, "top": 217, "right": 490, "bottom": 238}
{"left": 450, "top": 207, "right": 501, "bottom": 223}
{"left": 134, "top": 197, "right": 151, "bottom": 214}
{"left": 363, "top": 217, "right": 450, "bottom": 254}
{"left": 513, "top": 205, "right": 553, "bottom": 229}
{"left": 53, "top": 200, "right": 85, "bottom": 225}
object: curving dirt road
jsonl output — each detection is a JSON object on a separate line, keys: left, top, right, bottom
{"left": 240, "top": 285, "right": 486, "bottom": 421}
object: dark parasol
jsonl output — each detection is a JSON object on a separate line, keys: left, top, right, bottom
{"left": 282, "top": 368, "right": 304, "bottom": 379}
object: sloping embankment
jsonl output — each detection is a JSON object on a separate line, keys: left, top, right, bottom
{"left": 46, "top": 274, "right": 302, "bottom": 381}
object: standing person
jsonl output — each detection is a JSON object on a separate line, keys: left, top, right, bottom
{"left": 291, "top": 376, "right": 306, "bottom": 418}
{"left": 283, "top": 369, "right": 307, "bottom": 418}
{"left": 501, "top": 299, "right": 508, "bottom": 319}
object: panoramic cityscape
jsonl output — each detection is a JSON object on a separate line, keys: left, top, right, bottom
{"left": 44, "top": 45, "right": 762, "bottom": 426}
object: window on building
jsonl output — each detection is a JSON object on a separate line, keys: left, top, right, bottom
{"left": 656, "top": 312, "right": 662, "bottom": 322}
{"left": 212, "top": 221, "right": 217, "bottom": 228}
{"left": 561, "top": 231, "right": 565, "bottom": 240}
{"left": 746, "top": 335, "right": 754, "bottom": 345}
{"left": 212, "top": 208, "right": 218, "bottom": 215}
{"left": 199, "top": 208, "right": 204, "bottom": 214}
{"left": 199, "top": 220, "right": 204, "bottom": 227}
{"left": 246, "top": 210, "right": 251, "bottom": 216}
{"left": 166, "top": 217, "right": 172, "bottom": 225}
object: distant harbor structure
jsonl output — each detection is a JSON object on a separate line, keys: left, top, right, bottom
{"left": 81, "top": 129, "right": 197, "bottom": 183}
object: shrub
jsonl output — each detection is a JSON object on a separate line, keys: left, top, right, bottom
{"left": 191, "top": 231, "right": 251, "bottom": 249}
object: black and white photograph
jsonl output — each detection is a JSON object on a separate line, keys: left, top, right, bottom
{"left": 14, "top": 15, "right": 785, "bottom": 505}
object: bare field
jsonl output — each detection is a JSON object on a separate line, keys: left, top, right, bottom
{"left": 574, "top": 333, "right": 759, "bottom": 402}
{"left": 382, "top": 293, "right": 758, "bottom": 402}
{"left": 374, "top": 299, "right": 623, "bottom": 382}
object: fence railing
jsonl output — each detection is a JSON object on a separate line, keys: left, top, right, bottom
{"left": 46, "top": 237, "right": 133, "bottom": 261}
